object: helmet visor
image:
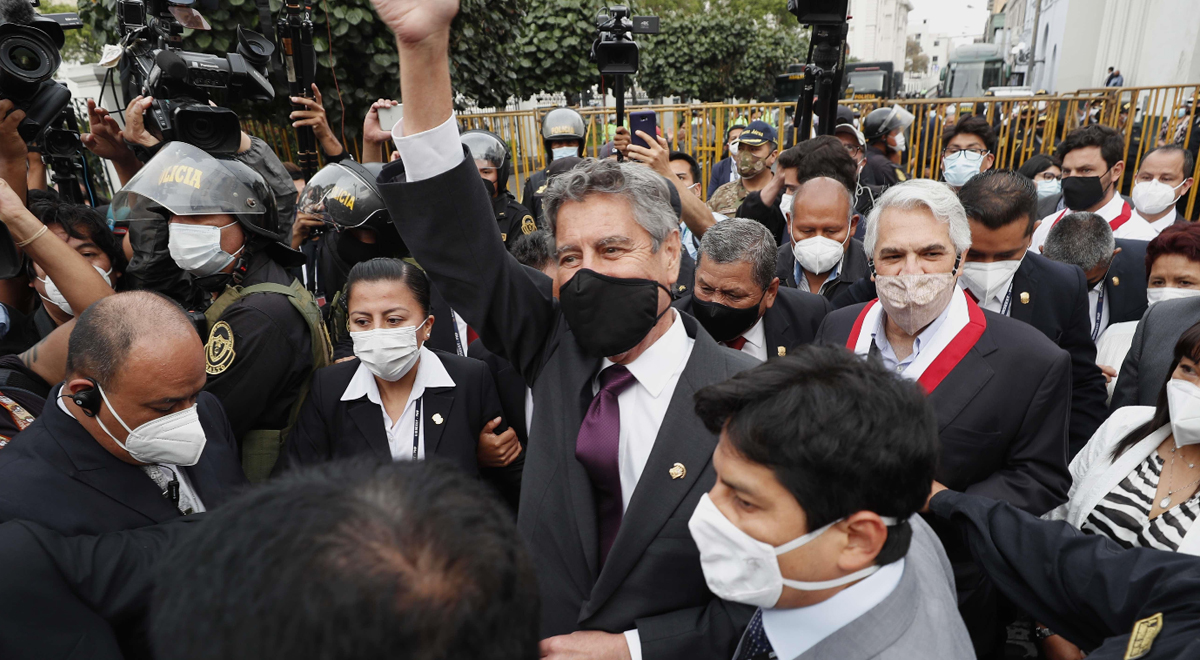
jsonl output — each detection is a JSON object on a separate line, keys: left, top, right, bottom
{"left": 111, "top": 142, "right": 269, "bottom": 222}
{"left": 885, "top": 105, "right": 915, "bottom": 133}
{"left": 296, "top": 162, "right": 387, "bottom": 229}
{"left": 461, "top": 132, "right": 508, "bottom": 168}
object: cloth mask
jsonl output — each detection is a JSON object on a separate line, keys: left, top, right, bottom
{"left": 1036, "top": 178, "right": 1062, "bottom": 200}
{"left": 793, "top": 235, "right": 847, "bottom": 275}
{"left": 169, "top": 222, "right": 243, "bottom": 277}
{"left": 875, "top": 272, "right": 958, "bottom": 335}
{"left": 691, "top": 294, "right": 765, "bottom": 343}
{"left": 1147, "top": 287, "right": 1200, "bottom": 306}
{"left": 552, "top": 146, "right": 577, "bottom": 161}
{"left": 559, "top": 268, "right": 670, "bottom": 358}
{"left": 688, "top": 493, "right": 898, "bottom": 608}
{"left": 1132, "top": 179, "right": 1187, "bottom": 216}
{"left": 1061, "top": 170, "right": 1111, "bottom": 211}
{"left": 351, "top": 319, "right": 427, "bottom": 382}
{"left": 942, "top": 151, "right": 986, "bottom": 187}
{"left": 39, "top": 264, "right": 113, "bottom": 316}
{"left": 1167, "top": 379, "right": 1200, "bottom": 448}
{"left": 736, "top": 150, "right": 768, "bottom": 178}
{"left": 959, "top": 259, "right": 1022, "bottom": 304}
{"left": 92, "top": 383, "right": 207, "bottom": 466}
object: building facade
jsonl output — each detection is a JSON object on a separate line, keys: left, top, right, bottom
{"left": 846, "top": 0, "right": 914, "bottom": 71}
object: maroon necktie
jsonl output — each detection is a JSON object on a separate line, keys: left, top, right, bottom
{"left": 576, "top": 364, "right": 637, "bottom": 566}
{"left": 724, "top": 336, "right": 747, "bottom": 351}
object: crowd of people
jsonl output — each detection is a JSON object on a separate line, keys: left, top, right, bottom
{"left": 3, "top": 0, "right": 1200, "bottom": 659}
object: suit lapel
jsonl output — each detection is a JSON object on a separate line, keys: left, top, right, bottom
{"left": 347, "top": 398, "right": 393, "bottom": 461}
{"left": 422, "top": 390, "right": 455, "bottom": 457}
{"left": 1008, "top": 259, "right": 1036, "bottom": 325}
{"left": 927, "top": 332, "right": 997, "bottom": 432}
{"left": 762, "top": 307, "right": 792, "bottom": 359}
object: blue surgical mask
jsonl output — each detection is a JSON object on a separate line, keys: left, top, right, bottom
{"left": 942, "top": 151, "right": 986, "bottom": 187}
{"left": 1036, "top": 178, "right": 1062, "bottom": 200}
{"left": 552, "top": 146, "right": 577, "bottom": 160}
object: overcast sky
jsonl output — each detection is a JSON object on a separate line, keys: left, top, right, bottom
{"left": 905, "top": 0, "right": 990, "bottom": 39}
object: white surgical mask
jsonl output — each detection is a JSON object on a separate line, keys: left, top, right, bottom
{"left": 92, "top": 383, "right": 207, "bottom": 466}
{"left": 779, "top": 193, "right": 795, "bottom": 220}
{"left": 959, "top": 259, "right": 1022, "bottom": 304}
{"left": 892, "top": 132, "right": 906, "bottom": 152}
{"left": 1147, "top": 287, "right": 1200, "bottom": 306}
{"left": 39, "top": 264, "right": 113, "bottom": 316}
{"left": 1036, "top": 178, "right": 1062, "bottom": 200}
{"left": 351, "top": 320, "right": 427, "bottom": 382}
{"left": 688, "top": 493, "right": 897, "bottom": 608}
{"left": 169, "top": 222, "right": 243, "bottom": 277}
{"left": 1167, "top": 379, "right": 1200, "bottom": 448}
{"left": 1132, "top": 179, "right": 1187, "bottom": 216}
{"left": 942, "top": 151, "right": 986, "bottom": 187}
{"left": 729, "top": 141, "right": 740, "bottom": 157}
{"left": 792, "top": 234, "right": 847, "bottom": 275}
{"left": 552, "top": 146, "right": 577, "bottom": 161}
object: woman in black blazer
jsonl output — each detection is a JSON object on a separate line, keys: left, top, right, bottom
{"left": 282, "top": 258, "right": 522, "bottom": 505}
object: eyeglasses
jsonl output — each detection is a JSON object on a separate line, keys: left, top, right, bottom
{"left": 943, "top": 147, "right": 989, "bottom": 158}
{"left": 842, "top": 143, "right": 863, "bottom": 155}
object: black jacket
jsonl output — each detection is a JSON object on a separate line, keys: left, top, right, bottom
{"left": 831, "top": 253, "right": 1108, "bottom": 458}
{"left": 672, "top": 288, "right": 831, "bottom": 358}
{"left": 1105, "top": 238, "right": 1150, "bottom": 326}
{"left": 734, "top": 191, "right": 788, "bottom": 245}
{"left": 776, "top": 238, "right": 871, "bottom": 302}
{"left": 0, "top": 389, "right": 246, "bottom": 535}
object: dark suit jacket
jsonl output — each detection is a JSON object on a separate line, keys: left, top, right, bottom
{"left": 672, "top": 288, "right": 831, "bottom": 359}
{"left": 378, "top": 152, "right": 757, "bottom": 660}
{"left": 776, "top": 238, "right": 871, "bottom": 302}
{"left": 1105, "top": 239, "right": 1149, "bottom": 325}
{"left": 469, "top": 340, "right": 529, "bottom": 446}
{"left": 0, "top": 517, "right": 201, "bottom": 660}
{"left": 707, "top": 157, "right": 734, "bottom": 199}
{"left": 1113, "top": 297, "right": 1200, "bottom": 409}
{"left": 674, "top": 251, "right": 696, "bottom": 299}
{"left": 734, "top": 191, "right": 788, "bottom": 245}
{"left": 829, "top": 254, "right": 1108, "bottom": 458}
{"left": 0, "top": 390, "right": 245, "bottom": 536}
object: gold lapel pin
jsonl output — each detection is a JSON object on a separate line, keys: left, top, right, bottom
{"left": 432, "top": 413, "right": 444, "bottom": 425}
{"left": 777, "top": 346, "right": 787, "bottom": 357}
{"left": 1020, "top": 291, "right": 1031, "bottom": 304}
{"left": 669, "top": 463, "right": 686, "bottom": 480}
{"left": 1112, "top": 276, "right": 1120, "bottom": 286}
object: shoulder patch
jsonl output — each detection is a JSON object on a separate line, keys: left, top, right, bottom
{"left": 1125, "top": 613, "right": 1163, "bottom": 659}
{"left": 206, "top": 321, "right": 237, "bottom": 375}
{"left": 895, "top": 169, "right": 908, "bottom": 182}
{"left": 521, "top": 215, "right": 537, "bottom": 234}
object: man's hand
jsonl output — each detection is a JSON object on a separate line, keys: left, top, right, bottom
{"left": 291, "top": 211, "right": 327, "bottom": 249}
{"left": 0, "top": 100, "right": 27, "bottom": 163}
{"left": 626, "top": 131, "right": 673, "bottom": 179}
{"left": 1099, "top": 364, "right": 1117, "bottom": 384}
{"left": 0, "top": 177, "right": 34, "bottom": 229}
{"left": 82, "top": 99, "right": 134, "bottom": 162}
{"left": 123, "top": 95, "right": 160, "bottom": 148}
{"left": 1041, "top": 634, "right": 1086, "bottom": 660}
{"left": 364, "top": 98, "right": 400, "bottom": 143}
{"left": 613, "top": 126, "right": 631, "bottom": 157}
{"left": 921, "top": 480, "right": 949, "bottom": 513}
{"left": 369, "top": 0, "right": 459, "bottom": 43}
{"left": 291, "top": 84, "right": 344, "bottom": 156}
{"left": 539, "top": 631, "right": 633, "bottom": 660}
{"left": 477, "top": 417, "right": 521, "bottom": 468}
{"left": 759, "top": 168, "right": 787, "bottom": 208}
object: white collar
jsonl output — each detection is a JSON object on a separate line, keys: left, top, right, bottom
{"left": 743, "top": 315, "right": 766, "bottom": 349}
{"left": 761, "top": 558, "right": 906, "bottom": 659}
{"left": 1147, "top": 207, "right": 1179, "bottom": 232}
{"left": 341, "top": 345, "right": 455, "bottom": 406}
{"left": 1091, "top": 192, "right": 1127, "bottom": 221}
{"left": 601, "top": 309, "right": 689, "bottom": 399}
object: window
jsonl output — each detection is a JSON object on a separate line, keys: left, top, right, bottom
{"left": 932, "top": 55, "right": 939, "bottom": 63}
{"left": 916, "top": 33, "right": 922, "bottom": 39}
{"left": 934, "top": 40, "right": 940, "bottom": 46}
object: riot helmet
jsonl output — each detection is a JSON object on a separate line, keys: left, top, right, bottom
{"left": 541, "top": 108, "right": 587, "bottom": 158}
{"left": 297, "top": 160, "right": 407, "bottom": 265}
{"left": 862, "top": 105, "right": 915, "bottom": 144}
{"left": 461, "top": 129, "right": 512, "bottom": 195}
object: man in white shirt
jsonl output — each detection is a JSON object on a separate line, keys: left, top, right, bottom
{"left": 672, "top": 219, "right": 830, "bottom": 362}
{"left": 1031, "top": 125, "right": 1157, "bottom": 250}
{"left": 365, "top": 2, "right": 759, "bottom": 658}
{"left": 1130, "top": 145, "right": 1195, "bottom": 233}
{"left": 688, "top": 346, "right": 973, "bottom": 660}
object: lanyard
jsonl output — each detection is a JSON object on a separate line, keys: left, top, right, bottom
{"left": 1092, "top": 284, "right": 1106, "bottom": 342}
{"left": 411, "top": 397, "right": 422, "bottom": 460}
{"left": 451, "top": 319, "right": 465, "bottom": 356}
{"left": 999, "top": 282, "right": 1014, "bottom": 316}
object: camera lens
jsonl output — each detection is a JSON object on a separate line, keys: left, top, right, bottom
{"left": 10, "top": 46, "right": 40, "bottom": 72}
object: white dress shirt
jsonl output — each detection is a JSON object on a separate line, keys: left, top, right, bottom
{"left": 1088, "top": 280, "right": 1112, "bottom": 341}
{"left": 740, "top": 316, "right": 768, "bottom": 362}
{"left": 340, "top": 345, "right": 456, "bottom": 462}
{"left": 872, "top": 302, "right": 953, "bottom": 374}
{"left": 1032, "top": 192, "right": 1158, "bottom": 250}
{"left": 451, "top": 310, "right": 470, "bottom": 356}
{"left": 1141, "top": 207, "right": 1179, "bottom": 234}
{"left": 760, "top": 558, "right": 905, "bottom": 659}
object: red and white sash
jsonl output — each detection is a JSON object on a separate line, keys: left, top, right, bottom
{"left": 846, "top": 287, "right": 987, "bottom": 394}
{"left": 1053, "top": 201, "right": 1133, "bottom": 233}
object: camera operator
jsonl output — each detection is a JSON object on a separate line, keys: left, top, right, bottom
{"left": 111, "top": 142, "right": 331, "bottom": 482}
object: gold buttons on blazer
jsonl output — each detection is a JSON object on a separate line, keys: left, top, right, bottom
{"left": 669, "top": 463, "right": 686, "bottom": 480}
{"left": 1112, "top": 276, "right": 1120, "bottom": 286}
{"left": 432, "top": 413, "right": 444, "bottom": 425}
{"left": 1020, "top": 291, "right": 1031, "bottom": 304}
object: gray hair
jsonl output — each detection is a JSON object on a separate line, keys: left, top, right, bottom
{"left": 863, "top": 179, "right": 972, "bottom": 257}
{"left": 1043, "top": 212, "right": 1116, "bottom": 272}
{"left": 542, "top": 158, "right": 678, "bottom": 251}
{"left": 697, "top": 218, "right": 778, "bottom": 290}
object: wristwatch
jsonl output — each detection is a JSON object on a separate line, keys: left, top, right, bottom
{"left": 1034, "top": 624, "right": 1056, "bottom": 641}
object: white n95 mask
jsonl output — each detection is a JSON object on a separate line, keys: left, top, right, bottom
{"left": 1132, "top": 179, "right": 1187, "bottom": 216}
{"left": 39, "top": 264, "right": 113, "bottom": 316}
{"left": 1167, "top": 379, "right": 1200, "bottom": 448}
{"left": 93, "top": 383, "right": 207, "bottom": 466}
{"left": 792, "top": 235, "right": 847, "bottom": 275}
{"left": 169, "top": 222, "right": 243, "bottom": 277}
{"left": 1148, "top": 287, "right": 1200, "bottom": 306}
{"left": 779, "top": 193, "right": 795, "bottom": 221}
{"left": 688, "top": 493, "right": 897, "bottom": 608}
{"left": 351, "top": 320, "right": 427, "bottom": 382}
{"left": 958, "top": 259, "right": 1022, "bottom": 304}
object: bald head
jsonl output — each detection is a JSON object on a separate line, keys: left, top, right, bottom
{"left": 67, "top": 291, "right": 199, "bottom": 388}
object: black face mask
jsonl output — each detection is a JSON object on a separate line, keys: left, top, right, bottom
{"left": 690, "top": 294, "right": 764, "bottom": 343}
{"left": 1062, "top": 168, "right": 1112, "bottom": 211}
{"left": 483, "top": 178, "right": 498, "bottom": 198}
{"left": 336, "top": 232, "right": 393, "bottom": 266}
{"left": 559, "top": 269, "right": 671, "bottom": 358}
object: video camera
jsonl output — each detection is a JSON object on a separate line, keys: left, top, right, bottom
{"left": 0, "top": 0, "right": 81, "bottom": 142}
{"left": 116, "top": 0, "right": 275, "bottom": 156}
{"left": 785, "top": 0, "right": 850, "bottom": 145}
{"left": 590, "top": 5, "right": 658, "bottom": 76}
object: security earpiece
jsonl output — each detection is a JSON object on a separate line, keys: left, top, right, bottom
{"left": 70, "top": 378, "right": 103, "bottom": 418}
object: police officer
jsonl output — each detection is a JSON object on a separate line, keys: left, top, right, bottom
{"left": 860, "top": 104, "right": 914, "bottom": 188}
{"left": 112, "top": 142, "right": 331, "bottom": 482}
{"left": 520, "top": 108, "right": 587, "bottom": 225}
{"left": 461, "top": 130, "right": 536, "bottom": 250}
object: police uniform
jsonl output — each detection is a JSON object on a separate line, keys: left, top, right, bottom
{"left": 522, "top": 109, "right": 587, "bottom": 226}
{"left": 861, "top": 145, "right": 908, "bottom": 188}
{"left": 521, "top": 168, "right": 549, "bottom": 224}
{"left": 494, "top": 191, "right": 536, "bottom": 249}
